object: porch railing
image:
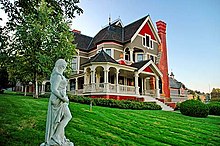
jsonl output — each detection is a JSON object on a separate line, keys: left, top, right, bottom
{"left": 142, "top": 90, "right": 156, "bottom": 97}
{"left": 76, "top": 83, "right": 156, "bottom": 97}
{"left": 118, "top": 84, "right": 135, "bottom": 94}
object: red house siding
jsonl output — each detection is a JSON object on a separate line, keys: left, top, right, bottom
{"left": 139, "top": 22, "right": 156, "bottom": 40}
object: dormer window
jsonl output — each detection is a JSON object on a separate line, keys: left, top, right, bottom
{"left": 143, "top": 34, "right": 153, "bottom": 49}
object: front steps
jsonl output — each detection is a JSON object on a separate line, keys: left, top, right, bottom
{"left": 143, "top": 96, "right": 174, "bottom": 111}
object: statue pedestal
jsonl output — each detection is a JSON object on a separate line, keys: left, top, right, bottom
{"left": 40, "top": 141, "right": 74, "bottom": 146}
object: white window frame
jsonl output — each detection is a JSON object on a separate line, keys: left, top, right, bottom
{"left": 97, "top": 48, "right": 114, "bottom": 58}
{"left": 72, "top": 56, "right": 78, "bottom": 71}
{"left": 135, "top": 52, "right": 144, "bottom": 62}
{"left": 105, "top": 48, "right": 112, "bottom": 57}
{"left": 142, "top": 34, "right": 154, "bottom": 50}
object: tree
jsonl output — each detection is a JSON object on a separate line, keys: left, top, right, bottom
{"left": 0, "top": 17, "right": 10, "bottom": 93}
{"left": 0, "top": 0, "right": 83, "bottom": 31}
{"left": 1, "top": 0, "right": 83, "bottom": 97}
{"left": 211, "top": 88, "right": 220, "bottom": 99}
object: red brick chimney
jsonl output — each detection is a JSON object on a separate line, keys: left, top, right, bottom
{"left": 156, "top": 20, "right": 170, "bottom": 99}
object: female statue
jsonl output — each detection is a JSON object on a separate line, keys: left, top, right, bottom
{"left": 41, "top": 59, "right": 73, "bottom": 146}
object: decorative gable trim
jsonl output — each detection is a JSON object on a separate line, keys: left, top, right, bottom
{"left": 131, "top": 16, "right": 161, "bottom": 43}
{"left": 138, "top": 60, "right": 163, "bottom": 77}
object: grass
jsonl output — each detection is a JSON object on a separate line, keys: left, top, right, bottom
{"left": 0, "top": 93, "right": 220, "bottom": 146}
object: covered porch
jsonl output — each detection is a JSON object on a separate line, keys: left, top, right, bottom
{"left": 70, "top": 60, "right": 162, "bottom": 99}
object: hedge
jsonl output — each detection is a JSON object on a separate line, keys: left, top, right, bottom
{"left": 180, "top": 100, "right": 209, "bottom": 118}
{"left": 207, "top": 102, "right": 220, "bottom": 116}
{"left": 68, "top": 95, "right": 162, "bottom": 110}
{"left": 40, "top": 94, "right": 161, "bottom": 110}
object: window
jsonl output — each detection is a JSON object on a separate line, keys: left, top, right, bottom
{"left": 143, "top": 34, "right": 153, "bottom": 49}
{"left": 150, "top": 40, "right": 153, "bottom": 48}
{"left": 72, "top": 57, "right": 77, "bottom": 71}
{"left": 137, "top": 54, "right": 143, "bottom": 62}
{"left": 146, "top": 35, "right": 150, "bottom": 47}
{"left": 125, "top": 54, "right": 129, "bottom": 60}
{"left": 95, "top": 48, "right": 115, "bottom": 58}
{"left": 105, "top": 49, "right": 111, "bottom": 56}
{"left": 142, "top": 37, "right": 146, "bottom": 46}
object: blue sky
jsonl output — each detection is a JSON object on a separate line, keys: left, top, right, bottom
{"left": 1, "top": 0, "right": 220, "bottom": 93}
{"left": 71, "top": 0, "right": 220, "bottom": 93}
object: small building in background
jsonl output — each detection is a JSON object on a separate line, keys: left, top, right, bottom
{"left": 169, "top": 72, "right": 188, "bottom": 102}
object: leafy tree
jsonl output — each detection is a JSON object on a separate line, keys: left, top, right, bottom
{"left": 0, "top": 0, "right": 83, "bottom": 31}
{"left": 0, "top": 17, "right": 10, "bottom": 93}
{"left": 211, "top": 88, "right": 220, "bottom": 99}
{"left": 1, "top": 0, "right": 83, "bottom": 97}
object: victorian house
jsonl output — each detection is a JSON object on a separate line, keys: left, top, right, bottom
{"left": 59, "top": 15, "right": 172, "bottom": 102}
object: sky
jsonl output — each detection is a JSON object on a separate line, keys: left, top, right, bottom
{"left": 1, "top": 0, "right": 220, "bottom": 93}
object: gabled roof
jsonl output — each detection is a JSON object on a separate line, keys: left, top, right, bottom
{"left": 130, "top": 59, "right": 151, "bottom": 69}
{"left": 124, "top": 16, "right": 148, "bottom": 42}
{"left": 82, "top": 49, "right": 119, "bottom": 65}
{"left": 131, "top": 59, "right": 163, "bottom": 77}
{"left": 73, "top": 15, "right": 159, "bottom": 51}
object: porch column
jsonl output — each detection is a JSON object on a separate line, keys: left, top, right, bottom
{"left": 143, "top": 77, "right": 147, "bottom": 95}
{"left": 91, "top": 69, "right": 95, "bottom": 83}
{"left": 129, "top": 48, "right": 134, "bottom": 62}
{"left": 91, "top": 69, "right": 95, "bottom": 92}
{"left": 116, "top": 69, "right": 119, "bottom": 93}
{"left": 125, "top": 77, "right": 127, "bottom": 92}
{"left": 141, "top": 77, "right": 144, "bottom": 95}
{"left": 104, "top": 69, "right": 109, "bottom": 92}
{"left": 155, "top": 76, "right": 160, "bottom": 98}
{"left": 75, "top": 77, "right": 78, "bottom": 94}
{"left": 134, "top": 72, "right": 139, "bottom": 95}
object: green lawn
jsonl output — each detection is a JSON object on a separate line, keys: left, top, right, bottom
{"left": 0, "top": 94, "right": 220, "bottom": 146}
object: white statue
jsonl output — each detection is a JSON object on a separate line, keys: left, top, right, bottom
{"left": 41, "top": 59, "right": 73, "bottom": 146}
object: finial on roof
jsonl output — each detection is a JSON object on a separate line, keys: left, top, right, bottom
{"left": 109, "top": 14, "right": 111, "bottom": 25}
{"left": 170, "top": 71, "right": 175, "bottom": 79}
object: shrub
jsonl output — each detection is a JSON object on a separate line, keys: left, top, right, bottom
{"left": 180, "top": 100, "right": 209, "bottom": 118}
{"left": 174, "top": 102, "right": 181, "bottom": 111}
{"left": 207, "top": 102, "right": 220, "bottom": 116}
{"left": 68, "top": 94, "right": 161, "bottom": 110}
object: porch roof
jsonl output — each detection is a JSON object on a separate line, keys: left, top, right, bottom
{"left": 82, "top": 49, "right": 119, "bottom": 66}
{"left": 131, "top": 59, "right": 151, "bottom": 69}
{"left": 131, "top": 60, "right": 163, "bottom": 77}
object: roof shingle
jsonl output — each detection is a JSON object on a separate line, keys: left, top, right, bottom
{"left": 82, "top": 49, "right": 119, "bottom": 65}
{"left": 130, "top": 59, "right": 151, "bottom": 69}
{"left": 73, "top": 16, "right": 149, "bottom": 51}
